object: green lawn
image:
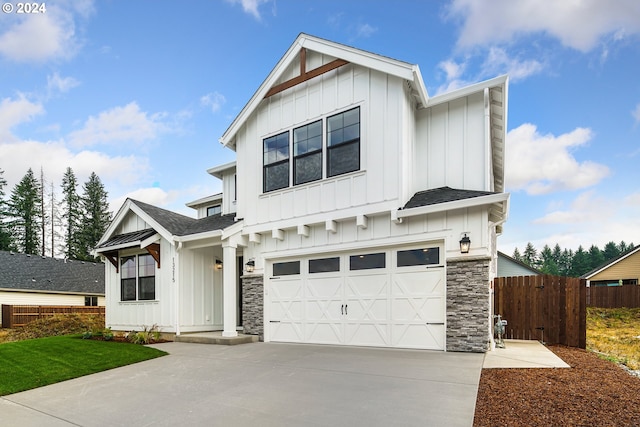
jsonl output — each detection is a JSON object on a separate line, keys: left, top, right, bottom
{"left": 0, "top": 335, "right": 167, "bottom": 396}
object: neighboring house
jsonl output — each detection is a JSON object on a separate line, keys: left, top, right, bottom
{"left": 0, "top": 250, "right": 105, "bottom": 322}
{"left": 497, "top": 251, "right": 542, "bottom": 277}
{"left": 94, "top": 34, "right": 509, "bottom": 352}
{"left": 582, "top": 245, "right": 640, "bottom": 287}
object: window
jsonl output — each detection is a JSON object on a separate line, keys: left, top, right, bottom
{"left": 350, "top": 253, "right": 385, "bottom": 270}
{"left": 309, "top": 257, "right": 340, "bottom": 273}
{"left": 261, "top": 106, "right": 361, "bottom": 192}
{"left": 294, "top": 120, "right": 322, "bottom": 185}
{"left": 207, "top": 205, "right": 221, "bottom": 216}
{"left": 263, "top": 131, "right": 290, "bottom": 192}
{"left": 85, "top": 296, "right": 98, "bottom": 306}
{"left": 273, "top": 261, "right": 300, "bottom": 276}
{"left": 120, "top": 254, "right": 156, "bottom": 301}
{"left": 327, "top": 107, "right": 360, "bottom": 177}
{"left": 397, "top": 248, "right": 440, "bottom": 267}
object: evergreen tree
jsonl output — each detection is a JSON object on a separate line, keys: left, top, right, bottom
{"left": 570, "top": 246, "right": 591, "bottom": 277}
{"left": 512, "top": 247, "right": 522, "bottom": 261}
{"left": 0, "top": 168, "right": 12, "bottom": 250}
{"left": 61, "top": 167, "right": 83, "bottom": 259}
{"left": 539, "top": 244, "right": 559, "bottom": 275}
{"left": 8, "top": 168, "right": 41, "bottom": 254}
{"left": 522, "top": 242, "right": 538, "bottom": 267}
{"left": 588, "top": 245, "right": 605, "bottom": 270}
{"left": 39, "top": 167, "right": 47, "bottom": 256}
{"left": 79, "top": 172, "right": 111, "bottom": 260}
{"left": 602, "top": 241, "right": 620, "bottom": 262}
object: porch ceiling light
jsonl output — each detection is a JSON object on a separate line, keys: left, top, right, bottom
{"left": 215, "top": 259, "right": 223, "bottom": 270}
{"left": 459, "top": 233, "right": 471, "bottom": 254}
{"left": 245, "top": 259, "right": 255, "bottom": 273}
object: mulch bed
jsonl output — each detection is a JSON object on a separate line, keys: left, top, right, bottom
{"left": 474, "top": 346, "right": 640, "bottom": 426}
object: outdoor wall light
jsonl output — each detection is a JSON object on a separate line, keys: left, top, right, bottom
{"left": 215, "top": 259, "right": 223, "bottom": 270}
{"left": 245, "top": 259, "right": 255, "bottom": 273}
{"left": 459, "top": 233, "right": 471, "bottom": 254}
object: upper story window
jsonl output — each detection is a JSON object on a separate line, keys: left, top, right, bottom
{"left": 294, "top": 120, "right": 322, "bottom": 185}
{"left": 263, "top": 131, "right": 290, "bottom": 192}
{"left": 121, "top": 254, "right": 156, "bottom": 302}
{"left": 207, "top": 205, "right": 221, "bottom": 216}
{"left": 327, "top": 107, "right": 360, "bottom": 177}
{"left": 262, "top": 106, "right": 361, "bottom": 193}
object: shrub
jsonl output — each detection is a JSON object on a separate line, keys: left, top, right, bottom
{"left": 5, "top": 314, "right": 105, "bottom": 342}
{"left": 127, "top": 325, "right": 162, "bottom": 345}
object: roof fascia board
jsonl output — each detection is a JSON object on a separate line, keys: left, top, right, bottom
{"left": 96, "top": 199, "right": 134, "bottom": 247}
{"left": 185, "top": 193, "right": 223, "bottom": 208}
{"left": 173, "top": 229, "right": 223, "bottom": 243}
{"left": 207, "top": 161, "right": 237, "bottom": 179}
{"left": 141, "top": 233, "right": 161, "bottom": 249}
{"left": 396, "top": 192, "right": 510, "bottom": 219}
{"left": 221, "top": 220, "right": 244, "bottom": 241}
{"left": 584, "top": 246, "right": 640, "bottom": 279}
{"left": 427, "top": 75, "right": 508, "bottom": 108}
{"left": 94, "top": 241, "right": 144, "bottom": 253}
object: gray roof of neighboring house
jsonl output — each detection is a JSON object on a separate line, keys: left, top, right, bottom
{"left": 497, "top": 251, "right": 542, "bottom": 276}
{"left": 403, "top": 187, "right": 498, "bottom": 209}
{"left": 0, "top": 251, "right": 105, "bottom": 295}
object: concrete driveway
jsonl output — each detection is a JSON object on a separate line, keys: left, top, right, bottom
{"left": 0, "top": 342, "right": 484, "bottom": 426}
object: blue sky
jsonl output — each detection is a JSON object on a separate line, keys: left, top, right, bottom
{"left": 1, "top": 0, "right": 639, "bottom": 255}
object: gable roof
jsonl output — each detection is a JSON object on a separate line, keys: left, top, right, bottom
{"left": 582, "top": 245, "right": 640, "bottom": 279}
{"left": 95, "top": 199, "right": 237, "bottom": 252}
{"left": 219, "top": 33, "right": 429, "bottom": 149}
{"left": 0, "top": 251, "right": 104, "bottom": 295}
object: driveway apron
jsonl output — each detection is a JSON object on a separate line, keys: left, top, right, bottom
{"left": 1, "top": 342, "right": 484, "bottom": 426}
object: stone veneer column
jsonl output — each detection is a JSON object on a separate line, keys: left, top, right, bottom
{"left": 241, "top": 274, "right": 264, "bottom": 341}
{"left": 446, "top": 257, "right": 491, "bottom": 352}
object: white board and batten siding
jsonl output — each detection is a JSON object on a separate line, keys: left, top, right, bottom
{"left": 236, "top": 53, "right": 409, "bottom": 229}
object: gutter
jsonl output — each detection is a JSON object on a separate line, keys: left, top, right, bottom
{"left": 393, "top": 192, "right": 510, "bottom": 220}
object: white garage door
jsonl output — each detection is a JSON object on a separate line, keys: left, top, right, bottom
{"left": 267, "top": 245, "right": 445, "bottom": 350}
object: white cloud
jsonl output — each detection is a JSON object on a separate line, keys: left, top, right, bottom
{"left": 0, "top": 139, "right": 148, "bottom": 192}
{"left": 448, "top": 0, "right": 640, "bottom": 52}
{"left": 356, "top": 23, "right": 377, "bottom": 39}
{"left": 109, "top": 187, "right": 172, "bottom": 214}
{"left": 481, "top": 47, "right": 544, "bottom": 81}
{"left": 47, "top": 72, "right": 80, "bottom": 96}
{"left": 68, "top": 102, "right": 167, "bottom": 147}
{"left": 533, "top": 191, "right": 606, "bottom": 224}
{"left": 632, "top": 103, "right": 640, "bottom": 123}
{"left": 0, "top": 95, "right": 45, "bottom": 140}
{"left": 200, "top": 92, "right": 226, "bottom": 113}
{"left": 226, "top": 0, "right": 270, "bottom": 20}
{"left": 506, "top": 123, "right": 610, "bottom": 194}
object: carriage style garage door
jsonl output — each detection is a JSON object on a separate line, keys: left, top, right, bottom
{"left": 267, "top": 244, "right": 445, "bottom": 350}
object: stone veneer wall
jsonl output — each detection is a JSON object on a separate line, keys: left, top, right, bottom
{"left": 241, "top": 274, "right": 264, "bottom": 341}
{"left": 446, "top": 257, "right": 491, "bottom": 352}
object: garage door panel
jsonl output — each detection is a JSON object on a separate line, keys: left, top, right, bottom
{"left": 305, "top": 322, "right": 343, "bottom": 345}
{"left": 271, "top": 279, "right": 303, "bottom": 299}
{"left": 345, "top": 298, "right": 388, "bottom": 322}
{"left": 392, "top": 269, "right": 444, "bottom": 295}
{"left": 392, "top": 297, "right": 445, "bottom": 322}
{"left": 345, "top": 274, "right": 389, "bottom": 298}
{"left": 392, "top": 324, "right": 445, "bottom": 350}
{"left": 305, "top": 299, "right": 342, "bottom": 321}
{"left": 270, "top": 321, "right": 304, "bottom": 342}
{"left": 345, "top": 322, "right": 390, "bottom": 347}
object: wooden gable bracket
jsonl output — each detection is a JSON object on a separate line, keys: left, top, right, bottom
{"left": 264, "top": 48, "right": 349, "bottom": 98}
{"left": 104, "top": 251, "right": 119, "bottom": 273}
{"left": 145, "top": 243, "right": 161, "bottom": 269}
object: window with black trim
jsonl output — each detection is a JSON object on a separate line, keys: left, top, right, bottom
{"left": 263, "top": 131, "right": 290, "bottom": 192}
{"left": 294, "top": 120, "right": 322, "bottom": 185}
{"left": 207, "top": 205, "right": 221, "bottom": 216}
{"left": 85, "top": 296, "right": 98, "bottom": 306}
{"left": 273, "top": 261, "right": 300, "bottom": 276}
{"left": 350, "top": 253, "right": 385, "bottom": 270}
{"left": 327, "top": 107, "right": 360, "bottom": 177}
{"left": 120, "top": 254, "right": 156, "bottom": 301}
{"left": 397, "top": 248, "right": 440, "bottom": 267}
{"left": 309, "top": 257, "right": 340, "bottom": 273}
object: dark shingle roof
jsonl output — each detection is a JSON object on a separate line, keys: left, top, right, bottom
{"left": 0, "top": 251, "right": 104, "bottom": 294}
{"left": 403, "top": 187, "right": 498, "bottom": 209}
{"left": 96, "top": 228, "right": 157, "bottom": 249}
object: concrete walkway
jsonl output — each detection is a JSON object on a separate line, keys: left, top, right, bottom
{"left": 483, "top": 339, "right": 571, "bottom": 369}
{"left": 1, "top": 342, "right": 485, "bottom": 427}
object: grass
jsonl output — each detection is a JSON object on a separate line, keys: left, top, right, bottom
{"left": 0, "top": 334, "right": 167, "bottom": 396}
{"left": 587, "top": 307, "right": 640, "bottom": 370}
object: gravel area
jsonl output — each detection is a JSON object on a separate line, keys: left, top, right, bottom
{"left": 474, "top": 346, "right": 640, "bottom": 426}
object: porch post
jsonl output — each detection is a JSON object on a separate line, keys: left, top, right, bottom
{"left": 222, "top": 241, "right": 238, "bottom": 337}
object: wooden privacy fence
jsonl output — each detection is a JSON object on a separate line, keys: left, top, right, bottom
{"left": 587, "top": 284, "right": 640, "bottom": 308}
{"left": 1, "top": 305, "right": 105, "bottom": 328}
{"left": 493, "top": 275, "right": 586, "bottom": 348}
